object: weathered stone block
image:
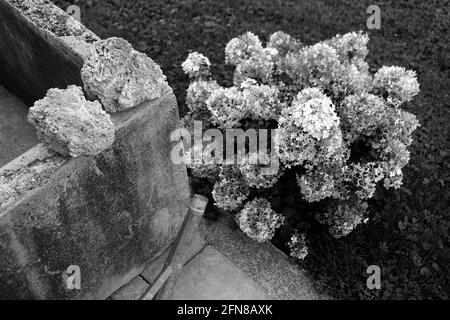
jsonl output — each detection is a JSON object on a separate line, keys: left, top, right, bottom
{"left": 0, "top": 0, "right": 189, "bottom": 300}
{"left": 7, "top": 0, "right": 99, "bottom": 41}
{"left": 0, "top": 89, "right": 189, "bottom": 300}
{"left": 81, "top": 37, "right": 168, "bottom": 112}
{"left": 109, "top": 276, "right": 149, "bottom": 300}
{"left": 28, "top": 85, "right": 115, "bottom": 157}
{"left": 0, "top": 0, "right": 97, "bottom": 104}
{"left": 59, "top": 36, "right": 95, "bottom": 60}
{"left": 158, "top": 246, "right": 270, "bottom": 300}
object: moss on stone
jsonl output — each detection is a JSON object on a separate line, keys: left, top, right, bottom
{"left": 0, "top": 154, "right": 68, "bottom": 215}
{"left": 8, "top": 0, "right": 98, "bottom": 42}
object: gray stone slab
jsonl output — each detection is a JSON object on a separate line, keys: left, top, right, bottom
{"left": 158, "top": 246, "right": 270, "bottom": 300}
{"left": 0, "top": 90, "right": 190, "bottom": 300}
{"left": 110, "top": 276, "right": 149, "bottom": 300}
{"left": 199, "top": 214, "right": 329, "bottom": 300}
{"left": 140, "top": 246, "right": 170, "bottom": 285}
{"left": 141, "top": 217, "right": 207, "bottom": 284}
{"left": 0, "top": 85, "right": 38, "bottom": 168}
{"left": 0, "top": 0, "right": 87, "bottom": 105}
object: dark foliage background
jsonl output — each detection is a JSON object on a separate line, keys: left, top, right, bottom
{"left": 53, "top": 0, "right": 449, "bottom": 299}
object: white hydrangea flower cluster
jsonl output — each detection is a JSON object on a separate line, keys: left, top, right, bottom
{"left": 185, "top": 79, "right": 220, "bottom": 123}
{"left": 283, "top": 40, "right": 372, "bottom": 97}
{"left": 239, "top": 153, "right": 282, "bottom": 189}
{"left": 344, "top": 162, "right": 384, "bottom": 199}
{"left": 182, "top": 30, "right": 420, "bottom": 241}
{"left": 330, "top": 61, "right": 373, "bottom": 97}
{"left": 288, "top": 231, "right": 309, "bottom": 260}
{"left": 371, "top": 108, "right": 419, "bottom": 190}
{"left": 297, "top": 171, "right": 338, "bottom": 202}
{"left": 317, "top": 201, "right": 369, "bottom": 239}
{"left": 194, "top": 78, "right": 283, "bottom": 128}
{"left": 225, "top": 31, "right": 263, "bottom": 66}
{"left": 181, "top": 52, "right": 211, "bottom": 79}
{"left": 339, "top": 93, "right": 388, "bottom": 142}
{"left": 277, "top": 88, "right": 346, "bottom": 168}
{"left": 376, "top": 134, "right": 414, "bottom": 190}
{"left": 267, "top": 31, "right": 303, "bottom": 57}
{"left": 212, "top": 166, "right": 249, "bottom": 212}
{"left": 284, "top": 42, "right": 341, "bottom": 88}
{"left": 373, "top": 66, "right": 420, "bottom": 106}
{"left": 206, "top": 87, "right": 247, "bottom": 128}
{"left": 240, "top": 79, "right": 283, "bottom": 120}
{"left": 325, "top": 31, "right": 369, "bottom": 64}
{"left": 236, "top": 198, "right": 285, "bottom": 242}
{"left": 234, "top": 47, "right": 279, "bottom": 85}
{"left": 290, "top": 90, "right": 340, "bottom": 140}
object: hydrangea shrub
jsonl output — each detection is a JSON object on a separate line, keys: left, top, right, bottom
{"left": 182, "top": 31, "right": 420, "bottom": 259}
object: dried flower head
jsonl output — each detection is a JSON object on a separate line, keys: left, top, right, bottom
{"left": 182, "top": 52, "right": 211, "bottom": 79}
{"left": 236, "top": 198, "right": 285, "bottom": 242}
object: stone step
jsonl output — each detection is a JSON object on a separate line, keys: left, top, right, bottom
{"left": 110, "top": 214, "right": 328, "bottom": 300}
{"left": 199, "top": 215, "right": 328, "bottom": 300}
{"left": 158, "top": 246, "right": 270, "bottom": 300}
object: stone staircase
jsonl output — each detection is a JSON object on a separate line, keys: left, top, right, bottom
{"left": 111, "top": 214, "right": 327, "bottom": 300}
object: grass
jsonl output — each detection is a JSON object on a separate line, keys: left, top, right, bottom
{"left": 53, "top": 0, "right": 449, "bottom": 299}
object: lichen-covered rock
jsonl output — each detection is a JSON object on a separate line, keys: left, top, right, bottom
{"left": 0, "top": 147, "right": 67, "bottom": 214}
{"left": 8, "top": 0, "right": 99, "bottom": 42}
{"left": 81, "top": 37, "right": 168, "bottom": 112}
{"left": 28, "top": 85, "right": 115, "bottom": 157}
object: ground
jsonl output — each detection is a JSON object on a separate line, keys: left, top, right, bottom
{"left": 52, "top": 0, "right": 449, "bottom": 299}
{"left": 111, "top": 213, "right": 324, "bottom": 300}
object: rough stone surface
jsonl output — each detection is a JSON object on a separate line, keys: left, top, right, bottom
{"left": 59, "top": 36, "right": 95, "bottom": 60}
{"left": 8, "top": 0, "right": 99, "bottom": 42}
{"left": 140, "top": 245, "right": 171, "bottom": 285}
{"left": 0, "top": 145, "right": 67, "bottom": 214}
{"left": 28, "top": 85, "right": 115, "bottom": 157}
{"left": 107, "top": 208, "right": 327, "bottom": 300}
{"left": 81, "top": 37, "right": 168, "bottom": 112}
{"left": 140, "top": 230, "right": 207, "bottom": 284}
{"left": 199, "top": 214, "right": 329, "bottom": 300}
{"left": 0, "top": 0, "right": 85, "bottom": 105}
{"left": 110, "top": 228, "right": 206, "bottom": 300}
{"left": 110, "top": 276, "right": 149, "bottom": 300}
{"left": 158, "top": 246, "right": 270, "bottom": 300}
{"left": 0, "top": 84, "right": 39, "bottom": 167}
